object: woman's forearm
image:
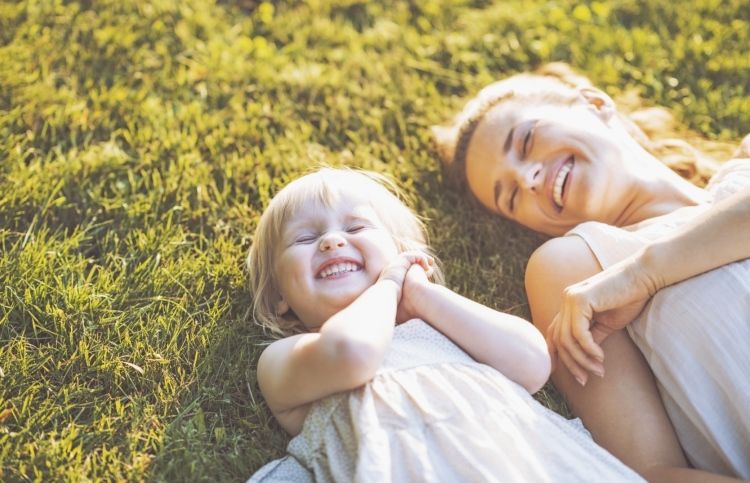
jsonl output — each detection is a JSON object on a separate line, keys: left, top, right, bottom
{"left": 639, "top": 186, "right": 750, "bottom": 291}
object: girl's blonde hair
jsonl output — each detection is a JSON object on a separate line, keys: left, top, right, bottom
{"left": 432, "top": 63, "right": 718, "bottom": 198}
{"left": 247, "top": 167, "right": 444, "bottom": 339}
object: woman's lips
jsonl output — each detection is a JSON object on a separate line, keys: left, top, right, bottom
{"left": 549, "top": 155, "right": 575, "bottom": 210}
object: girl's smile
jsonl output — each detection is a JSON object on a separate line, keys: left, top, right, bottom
{"left": 273, "top": 193, "right": 399, "bottom": 329}
{"left": 315, "top": 258, "right": 364, "bottom": 280}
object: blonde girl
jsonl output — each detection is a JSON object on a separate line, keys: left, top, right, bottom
{"left": 434, "top": 63, "right": 750, "bottom": 481}
{"left": 247, "top": 167, "right": 643, "bottom": 482}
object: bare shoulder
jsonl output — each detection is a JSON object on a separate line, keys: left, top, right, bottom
{"left": 525, "top": 235, "right": 602, "bottom": 288}
{"left": 256, "top": 335, "right": 303, "bottom": 406}
{"left": 525, "top": 235, "right": 603, "bottom": 327}
{"left": 256, "top": 334, "right": 315, "bottom": 435}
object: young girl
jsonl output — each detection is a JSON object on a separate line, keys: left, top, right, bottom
{"left": 247, "top": 167, "right": 643, "bottom": 482}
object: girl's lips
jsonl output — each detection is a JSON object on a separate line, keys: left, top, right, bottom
{"left": 315, "top": 257, "right": 363, "bottom": 279}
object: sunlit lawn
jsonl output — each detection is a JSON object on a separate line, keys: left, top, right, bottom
{"left": 1, "top": 0, "right": 749, "bottom": 480}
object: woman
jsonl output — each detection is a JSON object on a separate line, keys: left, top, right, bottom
{"left": 432, "top": 64, "right": 750, "bottom": 482}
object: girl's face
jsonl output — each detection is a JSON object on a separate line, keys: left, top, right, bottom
{"left": 465, "top": 95, "right": 638, "bottom": 235}
{"left": 273, "top": 191, "right": 399, "bottom": 330}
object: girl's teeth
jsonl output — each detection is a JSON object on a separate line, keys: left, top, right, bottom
{"left": 553, "top": 161, "right": 573, "bottom": 208}
{"left": 320, "top": 263, "right": 360, "bottom": 278}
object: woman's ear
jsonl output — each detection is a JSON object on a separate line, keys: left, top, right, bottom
{"left": 579, "top": 87, "right": 615, "bottom": 123}
{"left": 431, "top": 124, "right": 458, "bottom": 165}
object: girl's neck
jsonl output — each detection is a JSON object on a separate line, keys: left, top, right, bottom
{"left": 614, "top": 147, "right": 710, "bottom": 227}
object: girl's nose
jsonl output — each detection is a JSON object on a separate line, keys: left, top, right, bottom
{"left": 518, "top": 162, "right": 543, "bottom": 192}
{"left": 319, "top": 232, "right": 347, "bottom": 252}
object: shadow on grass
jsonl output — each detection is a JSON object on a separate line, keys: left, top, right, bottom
{"left": 148, "top": 291, "right": 289, "bottom": 482}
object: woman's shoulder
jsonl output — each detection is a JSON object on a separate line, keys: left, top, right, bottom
{"left": 707, "top": 158, "right": 750, "bottom": 203}
{"left": 525, "top": 235, "right": 603, "bottom": 323}
{"left": 527, "top": 234, "right": 604, "bottom": 273}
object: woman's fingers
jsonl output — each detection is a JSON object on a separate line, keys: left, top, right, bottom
{"left": 549, "top": 303, "right": 605, "bottom": 385}
{"left": 557, "top": 343, "right": 589, "bottom": 387}
{"left": 570, "top": 312, "right": 605, "bottom": 363}
{"left": 560, "top": 327, "right": 605, "bottom": 378}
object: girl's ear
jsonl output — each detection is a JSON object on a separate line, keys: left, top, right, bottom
{"left": 276, "top": 298, "right": 290, "bottom": 316}
{"left": 579, "top": 87, "right": 615, "bottom": 123}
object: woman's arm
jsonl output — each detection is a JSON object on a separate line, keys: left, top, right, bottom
{"left": 400, "top": 266, "right": 550, "bottom": 393}
{"left": 642, "top": 184, "right": 750, "bottom": 287}
{"left": 549, "top": 185, "right": 750, "bottom": 378}
{"left": 526, "top": 237, "right": 745, "bottom": 482}
{"left": 257, "top": 252, "right": 432, "bottom": 435}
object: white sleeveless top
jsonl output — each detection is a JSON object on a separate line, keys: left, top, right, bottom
{"left": 567, "top": 159, "right": 750, "bottom": 478}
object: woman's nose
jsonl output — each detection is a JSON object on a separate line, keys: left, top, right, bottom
{"left": 517, "top": 162, "right": 543, "bottom": 191}
{"left": 319, "top": 232, "right": 347, "bottom": 252}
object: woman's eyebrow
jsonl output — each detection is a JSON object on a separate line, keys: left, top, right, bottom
{"left": 504, "top": 126, "right": 514, "bottom": 153}
{"left": 494, "top": 180, "right": 503, "bottom": 211}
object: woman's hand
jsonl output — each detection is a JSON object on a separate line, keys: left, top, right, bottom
{"left": 547, "top": 256, "right": 661, "bottom": 386}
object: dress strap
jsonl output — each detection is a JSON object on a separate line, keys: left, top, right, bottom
{"left": 566, "top": 221, "right": 647, "bottom": 269}
{"left": 707, "top": 158, "right": 750, "bottom": 203}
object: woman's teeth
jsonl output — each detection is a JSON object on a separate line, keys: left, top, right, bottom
{"left": 319, "top": 262, "right": 361, "bottom": 279}
{"left": 553, "top": 159, "right": 573, "bottom": 209}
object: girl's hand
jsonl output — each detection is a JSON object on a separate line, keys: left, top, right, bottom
{"left": 377, "top": 250, "right": 435, "bottom": 300}
{"left": 547, "top": 257, "right": 660, "bottom": 386}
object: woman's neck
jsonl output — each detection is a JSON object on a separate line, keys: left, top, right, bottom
{"left": 614, "top": 147, "right": 710, "bottom": 227}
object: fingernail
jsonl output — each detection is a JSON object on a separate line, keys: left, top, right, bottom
{"left": 594, "top": 369, "right": 605, "bottom": 378}
{"left": 575, "top": 375, "right": 586, "bottom": 386}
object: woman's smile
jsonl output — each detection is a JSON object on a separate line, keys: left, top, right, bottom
{"left": 551, "top": 155, "right": 575, "bottom": 211}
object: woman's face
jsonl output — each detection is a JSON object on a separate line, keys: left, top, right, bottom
{"left": 464, "top": 95, "right": 637, "bottom": 235}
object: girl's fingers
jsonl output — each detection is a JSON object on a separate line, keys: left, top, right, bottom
{"left": 402, "top": 251, "right": 434, "bottom": 275}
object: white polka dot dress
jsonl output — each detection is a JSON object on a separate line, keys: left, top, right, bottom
{"left": 249, "top": 320, "right": 643, "bottom": 482}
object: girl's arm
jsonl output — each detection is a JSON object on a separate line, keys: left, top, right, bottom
{"left": 549, "top": 184, "right": 750, "bottom": 381}
{"left": 257, "top": 252, "right": 431, "bottom": 435}
{"left": 400, "top": 266, "right": 550, "bottom": 393}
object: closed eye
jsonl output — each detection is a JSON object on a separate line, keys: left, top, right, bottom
{"left": 509, "top": 186, "right": 519, "bottom": 213}
{"left": 294, "top": 234, "right": 317, "bottom": 244}
{"left": 521, "top": 121, "right": 536, "bottom": 158}
{"left": 346, "top": 224, "right": 367, "bottom": 234}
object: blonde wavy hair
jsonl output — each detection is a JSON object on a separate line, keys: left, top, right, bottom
{"left": 247, "top": 167, "right": 444, "bottom": 339}
{"left": 432, "top": 63, "right": 720, "bottom": 199}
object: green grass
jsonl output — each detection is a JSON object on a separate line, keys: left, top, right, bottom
{"left": 1, "top": 0, "right": 749, "bottom": 480}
